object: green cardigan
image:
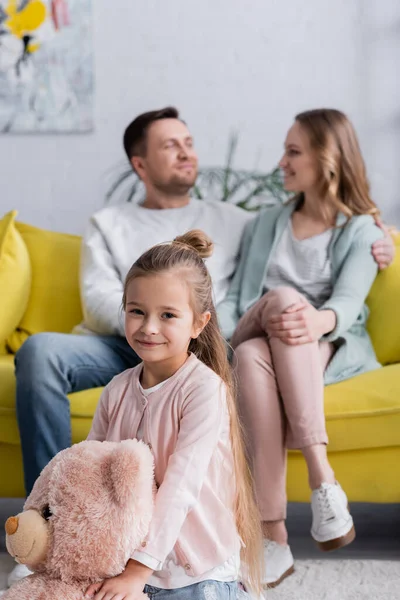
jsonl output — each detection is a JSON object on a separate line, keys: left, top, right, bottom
{"left": 217, "top": 201, "right": 384, "bottom": 385}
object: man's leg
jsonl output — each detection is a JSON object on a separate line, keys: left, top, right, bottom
{"left": 15, "top": 332, "right": 140, "bottom": 496}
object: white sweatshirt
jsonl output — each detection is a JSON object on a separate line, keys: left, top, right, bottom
{"left": 76, "top": 199, "right": 253, "bottom": 336}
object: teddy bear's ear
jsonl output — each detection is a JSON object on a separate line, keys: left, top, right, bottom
{"left": 104, "top": 440, "right": 154, "bottom": 507}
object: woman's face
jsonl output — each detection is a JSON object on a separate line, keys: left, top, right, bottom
{"left": 279, "top": 121, "right": 320, "bottom": 194}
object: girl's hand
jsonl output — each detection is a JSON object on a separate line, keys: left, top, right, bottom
{"left": 85, "top": 560, "right": 151, "bottom": 600}
{"left": 372, "top": 219, "right": 397, "bottom": 270}
{"left": 267, "top": 301, "right": 336, "bottom": 345}
{"left": 84, "top": 573, "right": 148, "bottom": 600}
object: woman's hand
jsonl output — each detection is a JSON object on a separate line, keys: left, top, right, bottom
{"left": 85, "top": 560, "right": 151, "bottom": 600}
{"left": 267, "top": 301, "right": 336, "bottom": 345}
{"left": 372, "top": 220, "right": 397, "bottom": 270}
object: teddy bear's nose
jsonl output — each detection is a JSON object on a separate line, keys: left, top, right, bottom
{"left": 5, "top": 516, "right": 19, "bottom": 536}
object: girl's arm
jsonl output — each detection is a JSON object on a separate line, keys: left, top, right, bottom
{"left": 319, "top": 222, "right": 384, "bottom": 341}
{"left": 86, "top": 387, "right": 110, "bottom": 441}
{"left": 132, "top": 376, "right": 226, "bottom": 568}
{"left": 86, "top": 559, "right": 151, "bottom": 599}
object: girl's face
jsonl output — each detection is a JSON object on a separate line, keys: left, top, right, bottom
{"left": 279, "top": 121, "right": 320, "bottom": 194}
{"left": 124, "top": 272, "right": 209, "bottom": 370}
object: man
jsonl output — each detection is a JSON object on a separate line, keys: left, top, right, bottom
{"left": 9, "top": 106, "right": 394, "bottom": 587}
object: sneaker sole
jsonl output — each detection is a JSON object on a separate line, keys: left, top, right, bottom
{"left": 314, "top": 524, "right": 356, "bottom": 552}
{"left": 263, "top": 564, "right": 295, "bottom": 589}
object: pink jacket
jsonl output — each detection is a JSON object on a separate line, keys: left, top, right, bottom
{"left": 87, "top": 353, "right": 241, "bottom": 576}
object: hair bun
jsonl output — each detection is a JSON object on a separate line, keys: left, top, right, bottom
{"left": 174, "top": 229, "right": 214, "bottom": 259}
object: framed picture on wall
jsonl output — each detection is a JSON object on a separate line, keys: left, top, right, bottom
{"left": 0, "top": 0, "right": 94, "bottom": 133}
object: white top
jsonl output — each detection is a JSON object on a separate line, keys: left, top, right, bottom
{"left": 135, "top": 378, "right": 239, "bottom": 589}
{"left": 264, "top": 220, "right": 333, "bottom": 308}
{"left": 75, "top": 199, "right": 253, "bottom": 336}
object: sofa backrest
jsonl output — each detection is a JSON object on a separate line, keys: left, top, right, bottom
{"left": 366, "top": 234, "right": 400, "bottom": 366}
{"left": 7, "top": 224, "right": 400, "bottom": 366}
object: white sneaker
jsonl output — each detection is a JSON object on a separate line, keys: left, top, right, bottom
{"left": 7, "top": 563, "right": 33, "bottom": 588}
{"left": 311, "top": 482, "right": 355, "bottom": 551}
{"left": 262, "top": 540, "right": 294, "bottom": 588}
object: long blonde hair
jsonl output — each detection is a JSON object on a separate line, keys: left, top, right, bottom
{"left": 123, "top": 230, "right": 263, "bottom": 592}
{"left": 295, "top": 108, "right": 379, "bottom": 222}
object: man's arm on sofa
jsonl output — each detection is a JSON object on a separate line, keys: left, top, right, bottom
{"left": 372, "top": 219, "right": 397, "bottom": 270}
{"left": 80, "top": 221, "right": 125, "bottom": 336}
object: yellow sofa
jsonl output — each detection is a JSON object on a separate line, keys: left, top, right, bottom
{"left": 1, "top": 215, "right": 400, "bottom": 501}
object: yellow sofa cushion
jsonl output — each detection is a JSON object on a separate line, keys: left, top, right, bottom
{"left": 0, "top": 354, "right": 19, "bottom": 445}
{"left": 367, "top": 233, "right": 400, "bottom": 365}
{"left": 7, "top": 222, "right": 83, "bottom": 353}
{"left": 1, "top": 354, "right": 399, "bottom": 451}
{"left": 0, "top": 211, "right": 31, "bottom": 353}
{"left": 324, "top": 363, "right": 400, "bottom": 452}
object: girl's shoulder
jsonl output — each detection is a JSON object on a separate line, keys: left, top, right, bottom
{"left": 255, "top": 203, "right": 286, "bottom": 224}
{"left": 241, "top": 203, "right": 287, "bottom": 243}
{"left": 179, "top": 355, "right": 227, "bottom": 400}
{"left": 345, "top": 213, "right": 376, "bottom": 228}
{"left": 103, "top": 364, "right": 141, "bottom": 395}
{"left": 250, "top": 201, "right": 293, "bottom": 233}
{"left": 341, "top": 214, "right": 384, "bottom": 245}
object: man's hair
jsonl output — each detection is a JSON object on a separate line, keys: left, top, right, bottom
{"left": 123, "top": 107, "right": 180, "bottom": 161}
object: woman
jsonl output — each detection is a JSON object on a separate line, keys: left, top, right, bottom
{"left": 218, "top": 108, "right": 395, "bottom": 589}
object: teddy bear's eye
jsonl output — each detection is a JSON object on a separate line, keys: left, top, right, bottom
{"left": 41, "top": 504, "right": 52, "bottom": 521}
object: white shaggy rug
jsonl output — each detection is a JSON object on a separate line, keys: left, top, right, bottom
{"left": 265, "top": 559, "right": 400, "bottom": 600}
{"left": 0, "top": 555, "right": 399, "bottom": 599}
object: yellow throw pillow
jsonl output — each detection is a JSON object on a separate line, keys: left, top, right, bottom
{"left": 7, "top": 222, "right": 83, "bottom": 353}
{"left": 0, "top": 211, "right": 31, "bottom": 351}
{"left": 367, "top": 234, "right": 400, "bottom": 365}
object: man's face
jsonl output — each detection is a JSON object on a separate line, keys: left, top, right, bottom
{"left": 133, "top": 119, "right": 198, "bottom": 195}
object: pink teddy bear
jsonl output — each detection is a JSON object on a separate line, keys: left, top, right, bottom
{"left": 3, "top": 439, "right": 154, "bottom": 600}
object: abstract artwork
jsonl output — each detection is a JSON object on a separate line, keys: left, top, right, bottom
{"left": 0, "top": 0, "right": 93, "bottom": 133}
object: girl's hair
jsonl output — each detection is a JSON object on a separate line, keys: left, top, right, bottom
{"left": 123, "top": 229, "right": 263, "bottom": 592}
{"left": 294, "top": 108, "right": 379, "bottom": 223}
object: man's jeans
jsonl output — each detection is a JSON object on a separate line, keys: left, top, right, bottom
{"left": 15, "top": 332, "right": 140, "bottom": 495}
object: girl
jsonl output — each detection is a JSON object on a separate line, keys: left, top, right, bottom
{"left": 85, "top": 230, "right": 262, "bottom": 600}
{"left": 218, "top": 108, "right": 393, "bottom": 589}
